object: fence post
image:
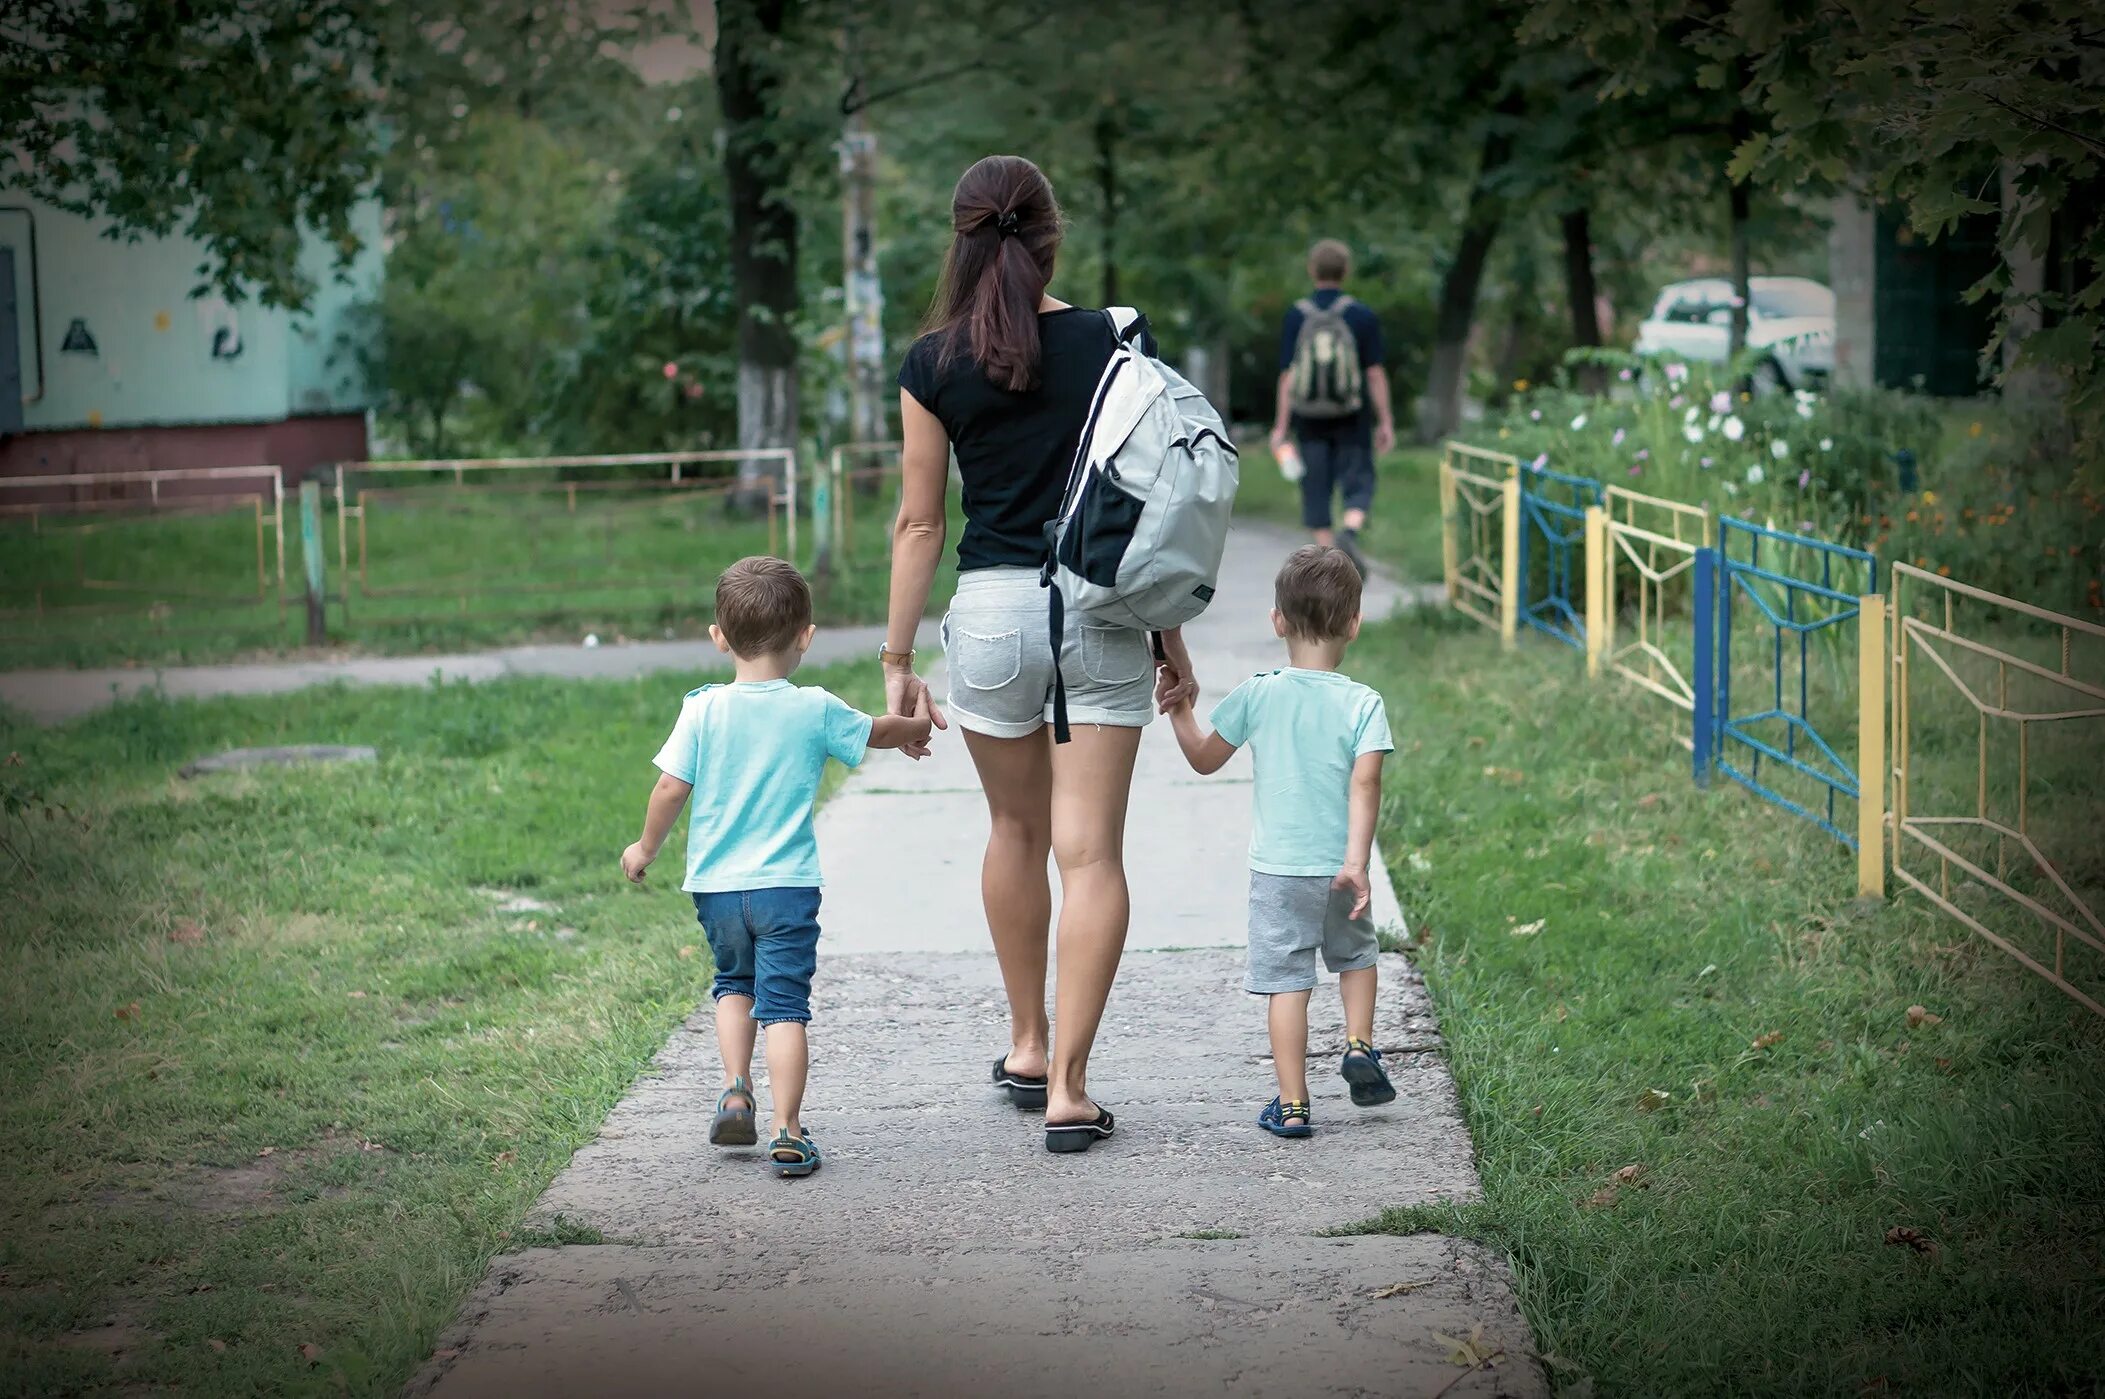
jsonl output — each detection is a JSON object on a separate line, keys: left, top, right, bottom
{"left": 1857, "top": 592, "right": 1887, "bottom": 896}
{"left": 811, "top": 455, "right": 834, "bottom": 577}
{"left": 1438, "top": 457, "right": 1459, "bottom": 609}
{"left": 1583, "top": 504, "right": 1606, "bottom": 678}
{"left": 1499, "top": 476, "right": 1521, "bottom": 649}
{"left": 1691, "top": 546, "right": 1716, "bottom": 788}
{"left": 298, "top": 479, "right": 326, "bottom": 646}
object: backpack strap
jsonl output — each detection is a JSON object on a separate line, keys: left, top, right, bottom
{"left": 1104, "top": 306, "right": 1150, "bottom": 346}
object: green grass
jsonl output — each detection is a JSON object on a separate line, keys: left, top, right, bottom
{"left": 0, "top": 656, "right": 882, "bottom": 1396}
{"left": 1235, "top": 443, "right": 1444, "bottom": 581}
{"left": 0, "top": 473, "right": 953, "bottom": 670}
{"left": 1349, "top": 610, "right": 2105, "bottom": 1397}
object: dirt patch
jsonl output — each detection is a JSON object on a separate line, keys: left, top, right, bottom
{"left": 173, "top": 1135, "right": 378, "bottom": 1215}
{"left": 54, "top": 1308, "right": 156, "bottom": 1360}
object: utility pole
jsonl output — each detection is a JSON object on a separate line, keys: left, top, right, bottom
{"left": 840, "top": 35, "right": 887, "bottom": 453}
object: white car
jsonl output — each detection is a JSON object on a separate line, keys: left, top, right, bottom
{"left": 1634, "top": 276, "right": 1835, "bottom": 391}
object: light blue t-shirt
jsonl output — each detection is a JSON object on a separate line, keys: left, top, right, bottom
{"left": 1210, "top": 668, "right": 1394, "bottom": 877}
{"left": 652, "top": 680, "right": 874, "bottom": 893}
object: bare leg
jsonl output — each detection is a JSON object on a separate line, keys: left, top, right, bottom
{"left": 1046, "top": 723, "right": 1144, "bottom": 1123}
{"left": 764, "top": 1021, "right": 807, "bottom": 1135}
{"left": 962, "top": 728, "right": 1056, "bottom": 1079}
{"left": 1340, "top": 507, "right": 1368, "bottom": 533}
{"left": 1339, "top": 965, "right": 1378, "bottom": 1046}
{"left": 716, "top": 994, "right": 757, "bottom": 1100}
{"left": 1311, "top": 526, "right": 1337, "bottom": 547}
{"left": 1268, "top": 991, "right": 1311, "bottom": 1104}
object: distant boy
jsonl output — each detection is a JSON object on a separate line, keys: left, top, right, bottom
{"left": 1270, "top": 239, "right": 1396, "bottom": 577}
{"left": 1166, "top": 545, "right": 1398, "bottom": 1137}
{"left": 621, "top": 556, "right": 932, "bottom": 1177}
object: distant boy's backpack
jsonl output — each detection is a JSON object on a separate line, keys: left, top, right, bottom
{"left": 1042, "top": 307, "right": 1240, "bottom": 742}
{"left": 1287, "top": 295, "right": 1364, "bottom": 419}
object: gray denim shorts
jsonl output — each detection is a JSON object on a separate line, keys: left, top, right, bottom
{"left": 1246, "top": 871, "right": 1380, "bottom": 994}
{"left": 942, "top": 567, "right": 1155, "bottom": 739}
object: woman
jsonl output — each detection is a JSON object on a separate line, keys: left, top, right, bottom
{"left": 881, "top": 154, "right": 1196, "bottom": 1154}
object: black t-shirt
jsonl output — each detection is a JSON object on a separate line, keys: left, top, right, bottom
{"left": 899, "top": 307, "right": 1152, "bottom": 573}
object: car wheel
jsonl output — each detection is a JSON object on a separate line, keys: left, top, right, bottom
{"left": 1752, "top": 357, "right": 1788, "bottom": 395}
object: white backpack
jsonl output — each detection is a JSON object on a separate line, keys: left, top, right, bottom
{"left": 1041, "top": 307, "right": 1240, "bottom": 741}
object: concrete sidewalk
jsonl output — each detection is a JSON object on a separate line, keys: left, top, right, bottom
{"left": 0, "top": 620, "right": 941, "bottom": 725}
{"left": 406, "top": 521, "right": 1536, "bottom": 1399}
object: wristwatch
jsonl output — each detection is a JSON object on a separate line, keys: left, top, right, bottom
{"left": 878, "top": 643, "right": 915, "bottom": 666}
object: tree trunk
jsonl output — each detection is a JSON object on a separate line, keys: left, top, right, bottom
{"left": 1096, "top": 108, "right": 1119, "bottom": 307}
{"left": 716, "top": 0, "right": 800, "bottom": 515}
{"left": 1727, "top": 97, "right": 1752, "bottom": 362}
{"left": 1561, "top": 206, "right": 1604, "bottom": 393}
{"left": 1419, "top": 101, "right": 1519, "bottom": 444}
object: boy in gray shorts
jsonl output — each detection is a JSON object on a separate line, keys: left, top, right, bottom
{"left": 1165, "top": 545, "right": 1397, "bottom": 1137}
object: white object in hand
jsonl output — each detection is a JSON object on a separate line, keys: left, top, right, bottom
{"left": 583, "top": 633, "right": 600, "bottom": 649}
{"left": 1275, "top": 440, "right": 1304, "bottom": 483}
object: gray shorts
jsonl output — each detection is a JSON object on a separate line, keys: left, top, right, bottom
{"left": 942, "top": 567, "right": 1155, "bottom": 739}
{"left": 1246, "top": 871, "right": 1380, "bottom": 994}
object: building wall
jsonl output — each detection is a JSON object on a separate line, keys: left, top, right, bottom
{"left": 0, "top": 194, "right": 381, "bottom": 450}
{"left": 1828, "top": 197, "right": 1878, "bottom": 392}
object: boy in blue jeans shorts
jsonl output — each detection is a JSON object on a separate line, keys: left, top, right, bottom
{"left": 621, "top": 556, "right": 931, "bottom": 1176}
{"left": 1167, "top": 545, "right": 1397, "bottom": 1137}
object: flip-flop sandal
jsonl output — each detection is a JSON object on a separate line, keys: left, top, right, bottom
{"left": 1044, "top": 1106, "right": 1115, "bottom": 1154}
{"left": 709, "top": 1076, "right": 757, "bottom": 1146}
{"left": 992, "top": 1055, "right": 1049, "bottom": 1111}
{"left": 1258, "top": 1096, "right": 1313, "bottom": 1138}
{"left": 768, "top": 1127, "right": 821, "bottom": 1178}
{"left": 1341, "top": 1038, "right": 1398, "bottom": 1107}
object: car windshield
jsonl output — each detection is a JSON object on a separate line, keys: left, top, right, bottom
{"left": 1753, "top": 283, "right": 1833, "bottom": 319}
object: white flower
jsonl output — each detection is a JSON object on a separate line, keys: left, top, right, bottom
{"left": 1666, "top": 362, "right": 1690, "bottom": 383}
{"left": 1770, "top": 439, "right": 1790, "bottom": 459}
{"left": 1723, "top": 480, "right": 1739, "bottom": 496}
{"left": 1683, "top": 423, "right": 1704, "bottom": 444}
{"left": 1795, "top": 399, "right": 1815, "bottom": 419}
{"left": 1819, "top": 436, "right": 1834, "bottom": 452}
{"left": 1570, "top": 413, "right": 1589, "bottom": 431}
{"left": 1723, "top": 416, "right": 1745, "bottom": 442}
{"left": 1530, "top": 409, "right": 1542, "bottom": 421}
{"left": 1794, "top": 389, "right": 1816, "bottom": 407}
{"left": 1746, "top": 463, "right": 1765, "bottom": 486}
{"left": 1684, "top": 405, "right": 1701, "bottom": 424}
{"left": 1710, "top": 391, "right": 1733, "bottom": 413}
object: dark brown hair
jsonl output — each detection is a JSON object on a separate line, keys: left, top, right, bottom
{"left": 1274, "top": 545, "right": 1363, "bottom": 640}
{"left": 924, "top": 155, "right": 1065, "bottom": 392}
{"left": 714, "top": 556, "right": 811, "bottom": 657}
{"left": 1309, "top": 238, "right": 1352, "bottom": 283}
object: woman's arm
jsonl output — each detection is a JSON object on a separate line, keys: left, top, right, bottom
{"left": 884, "top": 388, "right": 953, "bottom": 755}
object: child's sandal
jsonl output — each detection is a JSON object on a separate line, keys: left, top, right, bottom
{"left": 1341, "top": 1037, "right": 1397, "bottom": 1106}
{"left": 709, "top": 1076, "right": 758, "bottom": 1146}
{"left": 1257, "top": 1096, "right": 1313, "bottom": 1138}
{"left": 768, "top": 1127, "right": 821, "bottom": 1178}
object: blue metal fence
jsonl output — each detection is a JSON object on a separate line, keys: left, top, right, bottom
{"left": 1712, "top": 517, "right": 1879, "bottom": 847}
{"left": 1518, "top": 464, "right": 1603, "bottom": 650}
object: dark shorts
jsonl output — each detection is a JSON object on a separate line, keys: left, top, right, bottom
{"left": 1296, "top": 433, "right": 1377, "bottom": 529}
{"left": 691, "top": 887, "right": 822, "bottom": 1025}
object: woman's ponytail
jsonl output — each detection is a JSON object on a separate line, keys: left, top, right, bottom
{"left": 925, "top": 156, "right": 1065, "bottom": 393}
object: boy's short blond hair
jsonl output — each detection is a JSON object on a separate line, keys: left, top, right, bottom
{"left": 1274, "top": 545, "right": 1362, "bottom": 640}
{"left": 1308, "top": 238, "right": 1352, "bottom": 283}
{"left": 715, "top": 555, "right": 811, "bottom": 657}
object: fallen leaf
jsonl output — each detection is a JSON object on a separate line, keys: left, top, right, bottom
{"left": 1582, "top": 1185, "right": 1622, "bottom": 1209}
{"left": 433, "top": 1347, "right": 460, "bottom": 1361}
{"left": 298, "top": 1342, "right": 322, "bottom": 1364}
{"left": 1466, "top": 735, "right": 1486, "bottom": 748}
{"left": 1612, "top": 1164, "right": 1645, "bottom": 1185}
{"left": 169, "top": 919, "right": 206, "bottom": 946}
{"left": 207, "top": 1338, "right": 227, "bottom": 1352}
{"left": 1935, "top": 1057, "right": 1953, "bottom": 1073}
{"left": 1884, "top": 1225, "right": 1939, "bottom": 1258}
{"left": 677, "top": 945, "right": 697, "bottom": 960}
{"left": 1636, "top": 1088, "right": 1671, "bottom": 1112}
{"left": 114, "top": 1001, "right": 140, "bottom": 1022}
{"left": 1751, "top": 1031, "right": 1784, "bottom": 1051}
{"left": 1905, "top": 1005, "right": 1943, "bottom": 1028}
{"left": 257, "top": 1146, "right": 275, "bottom": 1158}
{"left": 1510, "top": 918, "right": 1546, "bottom": 937}
{"left": 1432, "top": 1322, "right": 1499, "bottom": 1368}
{"left": 493, "top": 1150, "right": 517, "bottom": 1167}
{"left": 1369, "top": 1280, "right": 1431, "bottom": 1299}
{"left": 1530, "top": 1103, "right": 1543, "bottom": 1118}
{"left": 347, "top": 990, "right": 367, "bottom": 999}
{"left": 1552, "top": 1002, "right": 1569, "bottom": 1022}
{"left": 1635, "top": 792, "right": 1662, "bottom": 809}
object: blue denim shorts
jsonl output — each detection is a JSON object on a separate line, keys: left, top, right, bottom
{"left": 690, "top": 887, "right": 822, "bottom": 1025}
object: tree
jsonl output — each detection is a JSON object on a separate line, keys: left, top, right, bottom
{"left": 1, "top": 0, "right": 383, "bottom": 309}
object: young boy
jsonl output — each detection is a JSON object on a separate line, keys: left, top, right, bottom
{"left": 1166, "top": 545, "right": 1397, "bottom": 1138}
{"left": 621, "top": 555, "right": 931, "bottom": 1177}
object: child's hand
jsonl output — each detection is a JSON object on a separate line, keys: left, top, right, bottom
{"left": 620, "top": 842, "right": 653, "bottom": 884}
{"left": 1333, "top": 862, "right": 1370, "bottom": 920}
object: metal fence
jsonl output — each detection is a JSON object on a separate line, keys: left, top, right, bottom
{"left": 825, "top": 441, "right": 902, "bottom": 571}
{"left": 1586, "top": 486, "right": 1711, "bottom": 729}
{"left": 1889, "top": 562, "right": 2104, "bottom": 1015}
{"left": 1437, "top": 443, "right": 1519, "bottom": 638}
{"left": 1517, "top": 462, "right": 1602, "bottom": 650}
{"left": 330, "top": 451, "right": 797, "bottom": 627}
{"left": 0, "top": 466, "right": 287, "bottom": 649}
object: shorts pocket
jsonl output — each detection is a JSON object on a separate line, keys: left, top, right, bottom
{"left": 948, "top": 624, "right": 1023, "bottom": 690}
{"left": 1079, "top": 624, "right": 1148, "bottom": 684}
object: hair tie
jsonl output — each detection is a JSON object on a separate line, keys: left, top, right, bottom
{"left": 994, "top": 210, "right": 1021, "bottom": 238}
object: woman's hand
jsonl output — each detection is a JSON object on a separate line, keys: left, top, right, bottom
{"left": 1152, "top": 627, "right": 1199, "bottom": 714}
{"left": 884, "top": 664, "right": 946, "bottom": 760}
